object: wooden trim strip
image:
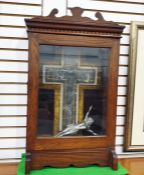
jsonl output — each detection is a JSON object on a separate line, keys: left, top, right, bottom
{"left": 0, "top": 1, "right": 41, "bottom": 6}
{"left": 91, "top": 0, "right": 144, "bottom": 5}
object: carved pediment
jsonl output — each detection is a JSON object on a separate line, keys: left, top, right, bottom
{"left": 25, "top": 7, "right": 125, "bottom": 37}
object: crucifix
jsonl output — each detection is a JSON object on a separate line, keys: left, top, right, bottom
{"left": 42, "top": 51, "right": 97, "bottom": 130}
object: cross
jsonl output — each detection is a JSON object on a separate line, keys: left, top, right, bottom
{"left": 43, "top": 55, "right": 97, "bottom": 130}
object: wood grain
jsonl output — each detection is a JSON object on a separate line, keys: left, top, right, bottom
{"left": 120, "top": 158, "right": 144, "bottom": 175}
{"left": 25, "top": 7, "right": 124, "bottom": 173}
{"left": 0, "top": 163, "right": 18, "bottom": 175}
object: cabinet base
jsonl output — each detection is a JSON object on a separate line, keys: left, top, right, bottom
{"left": 26, "top": 148, "right": 118, "bottom": 173}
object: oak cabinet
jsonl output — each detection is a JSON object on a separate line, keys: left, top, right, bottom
{"left": 25, "top": 7, "right": 124, "bottom": 174}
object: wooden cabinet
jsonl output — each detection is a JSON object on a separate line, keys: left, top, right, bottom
{"left": 25, "top": 7, "right": 124, "bottom": 174}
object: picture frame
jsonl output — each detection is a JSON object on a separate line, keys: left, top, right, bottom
{"left": 125, "top": 21, "right": 144, "bottom": 151}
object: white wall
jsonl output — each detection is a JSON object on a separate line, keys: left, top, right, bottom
{"left": 0, "top": 0, "right": 42, "bottom": 163}
{"left": 0, "top": 0, "right": 144, "bottom": 163}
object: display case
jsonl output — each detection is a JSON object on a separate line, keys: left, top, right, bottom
{"left": 25, "top": 7, "right": 124, "bottom": 174}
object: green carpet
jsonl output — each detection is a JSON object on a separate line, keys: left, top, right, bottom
{"left": 17, "top": 154, "right": 128, "bottom": 175}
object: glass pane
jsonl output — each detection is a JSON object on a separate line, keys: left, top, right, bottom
{"left": 37, "top": 45, "right": 110, "bottom": 137}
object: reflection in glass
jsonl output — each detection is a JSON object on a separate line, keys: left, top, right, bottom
{"left": 38, "top": 89, "right": 54, "bottom": 136}
{"left": 37, "top": 45, "right": 110, "bottom": 137}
